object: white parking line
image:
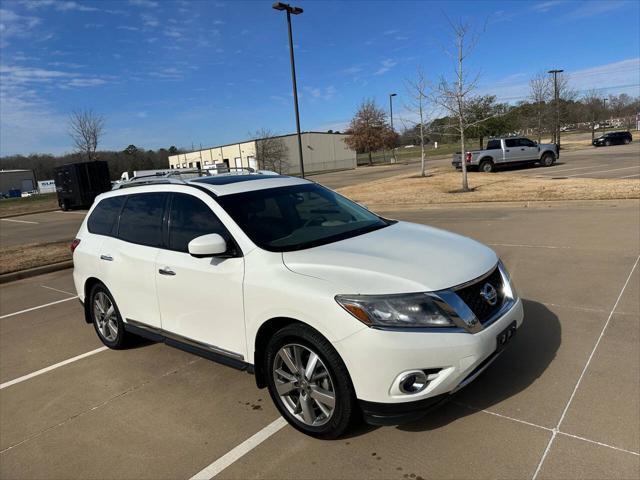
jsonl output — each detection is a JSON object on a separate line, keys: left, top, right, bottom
{"left": 531, "top": 254, "right": 640, "bottom": 480}
{"left": 488, "top": 243, "right": 572, "bottom": 250}
{"left": 565, "top": 166, "right": 640, "bottom": 178}
{"left": 0, "top": 347, "right": 108, "bottom": 390}
{"left": 40, "top": 285, "right": 76, "bottom": 296}
{"left": 54, "top": 210, "right": 87, "bottom": 215}
{"left": 620, "top": 173, "right": 640, "bottom": 179}
{"left": 0, "top": 218, "right": 39, "bottom": 224}
{"left": 0, "top": 296, "right": 78, "bottom": 320}
{"left": 189, "top": 417, "right": 288, "bottom": 479}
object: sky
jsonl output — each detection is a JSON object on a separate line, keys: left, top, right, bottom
{"left": 1, "top": 0, "right": 639, "bottom": 156}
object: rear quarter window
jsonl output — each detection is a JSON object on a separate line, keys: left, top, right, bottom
{"left": 486, "top": 140, "right": 501, "bottom": 150}
{"left": 87, "top": 196, "right": 125, "bottom": 236}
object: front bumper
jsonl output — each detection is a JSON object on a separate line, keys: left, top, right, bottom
{"left": 335, "top": 298, "right": 524, "bottom": 424}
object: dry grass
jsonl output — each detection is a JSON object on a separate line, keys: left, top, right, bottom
{"left": 337, "top": 169, "right": 640, "bottom": 207}
{"left": 0, "top": 241, "right": 71, "bottom": 274}
{"left": 0, "top": 193, "right": 59, "bottom": 218}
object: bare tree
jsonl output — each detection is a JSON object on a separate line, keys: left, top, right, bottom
{"left": 253, "top": 128, "right": 289, "bottom": 174}
{"left": 405, "top": 68, "right": 431, "bottom": 177}
{"left": 432, "top": 20, "right": 481, "bottom": 191}
{"left": 69, "top": 109, "right": 105, "bottom": 161}
{"left": 529, "top": 72, "right": 550, "bottom": 143}
{"left": 344, "top": 99, "right": 397, "bottom": 165}
{"left": 582, "top": 90, "right": 605, "bottom": 140}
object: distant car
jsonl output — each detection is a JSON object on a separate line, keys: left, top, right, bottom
{"left": 592, "top": 131, "right": 633, "bottom": 147}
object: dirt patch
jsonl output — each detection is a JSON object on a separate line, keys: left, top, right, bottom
{"left": 0, "top": 241, "right": 71, "bottom": 274}
{"left": 337, "top": 169, "right": 640, "bottom": 207}
{"left": 0, "top": 193, "right": 59, "bottom": 218}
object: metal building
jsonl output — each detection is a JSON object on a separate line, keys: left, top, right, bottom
{"left": 167, "top": 132, "right": 356, "bottom": 175}
{"left": 0, "top": 169, "right": 37, "bottom": 196}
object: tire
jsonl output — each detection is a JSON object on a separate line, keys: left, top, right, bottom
{"left": 541, "top": 153, "right": 555, "bottom": 167}
{"left": 61, "top": 200, "right": 69, "bottom": 211}
{"left": 265, "top": 323, "right": 358, "bottom": 439}
{"left": 89, "top": 283, "right": 131, "bottom": 349}
{"left": 479, "top": 160, "right": 494, "bottom": 173}
{"left": 605, "top": 140, "right": 611, "bottom": 147}
{"left": 624, "top": 138, "right": 631, "bottom": 144}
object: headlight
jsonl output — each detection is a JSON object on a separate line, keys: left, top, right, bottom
{"left": 498, "top": 260, "right": 517, "bottom": 300}
{"left": 335, "top": 293, "right": 454, "bottom": 328}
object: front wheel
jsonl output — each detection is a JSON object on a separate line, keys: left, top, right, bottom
{"left": 541, "top": 153, "right": 555, "bottom": 167}
{"left": 265, "top": 324, "right": 358, "bottom": 439}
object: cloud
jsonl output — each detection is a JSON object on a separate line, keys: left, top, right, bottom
{"left": 128, "top": 0, "right": 158, "bottom": 8}
{"left": 567, "top": 0, "right": 628, "bottom": 19}
{"left": 383, "top": 29, "right": 398, "bottom": 35}
{"left": 531, "top": 1, "right": 561, "bottom": 12}
{"left": 0, "top": 8, "right": 41, "bottom": 46}
{"left": 374, "top": 58, "right": 397, "bottom": 75}
{"left": 303, "top": 85, "right": 337, "bottom": 101}
{"left": 84, "top": 22, "right": 103, "bottom": 28}
{"left": 141, "top": 13, "right": 159, "bottom": 26}
{"left": 117, "top": 25, "right": 139, "bottom": 31}
{"left": 148, "top": 67, "right": 183, "bottom": 80}
{"left": 22, "top": 0, "right": 98, "bottom": 12}
{"left": 67, "top": 78, "right": 107, "bottom": 87}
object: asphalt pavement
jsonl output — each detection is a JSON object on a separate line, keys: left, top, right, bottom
{"left": 1, "top": 200, "right": 638, "bottom": 479}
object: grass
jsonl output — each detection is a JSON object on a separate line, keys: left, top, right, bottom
{"left": 0, "top": 193, "right": 59, "bottom": 218}
{"left": 0, "top": 240, "right": 71, "bottom": 275}
{"left": 337, "top": 168, "right": 640, "bottom": 207}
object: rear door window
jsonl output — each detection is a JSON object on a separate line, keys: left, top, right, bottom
{"left": 519, "top": 138, "right": 536, "bottom": 147}
{"left": 118, "top": 193, "right": 166, "bottom": 247}
{"left": 168, "top": 193, "right": 229, "bottom": 253}
{"left": 87, "top": 196, "right": 125, "bottom": 236}
{"left": 505, "top": 139, "right": 519, "bottom": 148}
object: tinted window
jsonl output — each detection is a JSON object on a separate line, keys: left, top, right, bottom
{"left": 168, "top": 194, "right": 228, "bottom": 253}
{"left": 505, "top": 139, "right": 519, "bottom": 148}
{"left": 519, "top": 138, "right": 536, "bottom": 147}
{"left": 118, "top": 193, "right": 166, "bottom": 247}
{"left": 87, "top": 196, "right": 125, "bottom": 236}
{"left": 486, "top": 140, "right": 501, "bottom": 150}
{"left": 217, "top": 183, "right": 390, "bottom": 252}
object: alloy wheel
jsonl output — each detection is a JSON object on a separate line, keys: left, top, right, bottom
{"left": 273, "top": 344, "right": 336, "bottom": 427}
{"left": 93, "top": 291, "right": 118, "bottom": 342}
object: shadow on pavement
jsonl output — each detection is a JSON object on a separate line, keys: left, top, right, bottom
{"left": 395, "top": 299, "right": 561, "bottom": 433}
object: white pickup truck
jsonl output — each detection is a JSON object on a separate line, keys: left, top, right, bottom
{"left": 452, "top": 137, "right": 559, "bottom": 172}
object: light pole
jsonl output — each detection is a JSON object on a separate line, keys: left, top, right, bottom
{"left": 602, "top": 98, "right": 608, "bottom": 135}
{"left": 272, "top": 2, "right": 305, "bottom": 178}
{"left": 389, "top": 93, "right": 397, "bottom": 163}
{"left": 548, "top": 69, "right": 563, "bottom": 150}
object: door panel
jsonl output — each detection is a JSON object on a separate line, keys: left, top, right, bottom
{"left": 99, "top": 236, "right": 162, "bottom": 327}
{"left": 155, "top": 251, "right": 245, "bottom": 356}
{"left": 156, "top": 192, "right": 246, "bottom": 358}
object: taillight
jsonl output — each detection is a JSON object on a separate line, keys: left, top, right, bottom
{"left": 465, "top": 152, "right": 472, "bottom": 162}
{"left": 70, "top": 238, "right": 81, "bottom": 253}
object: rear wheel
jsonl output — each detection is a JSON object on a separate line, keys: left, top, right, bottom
{"left": 624, "top": 138, "right": 631, "bottom": 144}
{"left": 89, "top": 283, "right": 130, "bottom": 349}
{"left": 265, "top": 324, "right": 358, "bottom": 439}
{"left": 541, "top": 153, "right": 555, "bottom": 167}
{"left": 605, "top": 140, "right": 612, "bottom": 147}
{"left": 479, "top": 160, "right": 494, "bottom": 173}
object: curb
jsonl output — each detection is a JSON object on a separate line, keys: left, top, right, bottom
{"left": 0, "top": 261, "right": 73, "bottom": 284}
{"left": 0, "top": 208, "right": 61, "bottom": 219}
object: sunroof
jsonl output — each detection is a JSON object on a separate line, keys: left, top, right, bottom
{"left": 192, "top": 175, "right": 281, "bottom": 186}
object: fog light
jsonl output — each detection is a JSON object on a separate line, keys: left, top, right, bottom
{"left": 398, "top": 371, "right": 428, "bottom": 394}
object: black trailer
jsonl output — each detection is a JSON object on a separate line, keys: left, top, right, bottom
{"left": 54, "top": 161, "right": 111, "bottom": 210}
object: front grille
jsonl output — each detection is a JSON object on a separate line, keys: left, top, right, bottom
{"left": 455, "top": 266, "right": 504, "bottom": 323}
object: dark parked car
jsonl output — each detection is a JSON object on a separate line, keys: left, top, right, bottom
{"left": 54, "top": 161, "right": 111, "bottom": 210}
{"left": 592, "top": 131, "right": 633, "bottom": 147}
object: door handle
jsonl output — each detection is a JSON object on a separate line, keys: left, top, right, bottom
{"left": 505, "top": 149, "right": 510, "bottom": 152}
{"left": 158, "top": 267, "right": 176, "bottom": 276}
{"left": 521, "top": 148, "right": 525, "bottom": 151}
{"left": 100, "top": 254, "right": 113, "bottom": 261}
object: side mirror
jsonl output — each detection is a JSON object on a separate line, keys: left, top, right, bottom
{"left": 188, "top": 233, "right": 228, "bottom": 257}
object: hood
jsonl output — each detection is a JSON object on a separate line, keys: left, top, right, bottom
{"left": 283, "top": 221, "right": 497, "bottom": 294}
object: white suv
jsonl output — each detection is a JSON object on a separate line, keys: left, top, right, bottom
{"left": 72, "top": 172, "right": 523, "bottom": 438}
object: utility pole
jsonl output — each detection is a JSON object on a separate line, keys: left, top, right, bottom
{"left": 602, "top": 97, "right": 608, "bottom": 135}
{"left": 548, "top": 69, "right": 563, "bottom": 150}
{"left": 389, "top": 93, "right": 397, "bottom": 163}
{"left": 272, "top": 2, "right": 305, "bottom": 178}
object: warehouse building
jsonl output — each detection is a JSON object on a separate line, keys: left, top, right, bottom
{"left": 168, "top": 132, "right": 356, "bottom": 175}
{"left": 0, "top": 169, "right": 36, "bottom": 196}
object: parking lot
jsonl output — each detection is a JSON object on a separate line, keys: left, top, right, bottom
{"left": 1, "top": 199, "right": 638, "bottom": 479}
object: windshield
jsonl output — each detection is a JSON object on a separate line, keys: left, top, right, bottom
{"left": 216, "top": 183, "right": 391, "bottom": 251}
